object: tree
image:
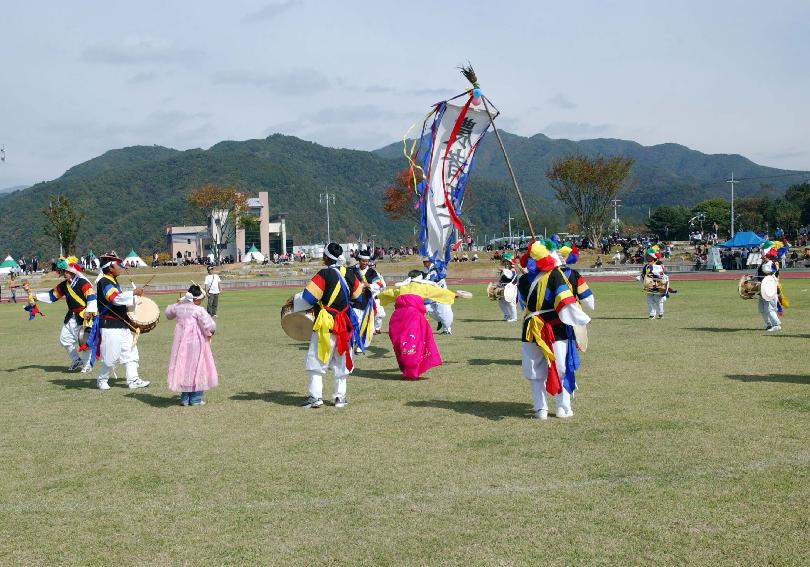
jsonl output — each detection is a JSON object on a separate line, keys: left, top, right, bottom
{"left": 43, "top": 195, "right": 84, "bottom": 256}
{"left": 383, "top": 168, "right": 421, "bottom": 222}
{"left": 546, "top": 155, "right": 634, "bottom": 247}
{"left": 785, "top": 182, "right": 810, "bottom": 225}
{"left": 692, "top": 198, "right": 730, "bottom": 236}
{"left": 646, "top": 206, "right": 691, "bottom": 240}
{"left": 188, "top": 184, "right": 248, "bottom": 265}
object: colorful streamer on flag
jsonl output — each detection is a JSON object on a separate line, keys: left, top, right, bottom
{"left": 406, "top": 89, "right": 497, "bottom": 278}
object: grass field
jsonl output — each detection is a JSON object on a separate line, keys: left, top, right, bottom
{"left": 1, "top": 279, "right": 808, "bottom": 566}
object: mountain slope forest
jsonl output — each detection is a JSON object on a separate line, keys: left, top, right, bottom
{"left": 0, "top": 132, "right": 806, "bottom": 257}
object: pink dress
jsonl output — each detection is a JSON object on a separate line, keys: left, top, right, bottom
{"left": 165, "top": 302, "right": 218, "bottom": 392}
{"left": 387, "top": 294, "right": 442, "bottom": 380}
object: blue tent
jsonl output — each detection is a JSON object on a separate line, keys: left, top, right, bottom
{"left": 717, "top": 231, "right": 764, "bottom": 248}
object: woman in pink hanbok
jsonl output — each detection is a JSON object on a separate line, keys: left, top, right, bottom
{"left": 378, "top": 270, "right": 458, "bottom": 380}
{"left": 165, "top": 285, "right": 217, "bottom": 406}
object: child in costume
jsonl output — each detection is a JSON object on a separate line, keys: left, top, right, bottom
{"left": 378, "top": 270, "right": 458, "bottom": 380}
{"left": 165, "top": 285, "right": 218, "bottom": 406}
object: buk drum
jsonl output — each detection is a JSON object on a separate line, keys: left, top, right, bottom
{"left": 503, "top": 282, "right": 518, "bottom": 303}
{"left": 642, "top": 275, "right": 667, "bottom": 294}
{"left": 486, "top": 283, "right": 505, "bottom": 301}
{"left": 759, "top": 275, "right": 778, "bottom": 301}
{"left": 280, "top": 295, "right": 319, "bottom": 342}
{"left": 128, "top": 297, "right": 160, "bottom": 333}
{"left": 738, "top": 275, "right": 760, "bottom": 300}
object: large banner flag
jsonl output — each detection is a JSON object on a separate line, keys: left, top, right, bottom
{"left": 407, "top": 90, "right": 496, "bottom": 278}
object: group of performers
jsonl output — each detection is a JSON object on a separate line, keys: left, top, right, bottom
{"left": 22, "top": 235, "right": 793, "bottom": 417}
{"left": 25, "top": 252, "right": 151, "bottom": 390}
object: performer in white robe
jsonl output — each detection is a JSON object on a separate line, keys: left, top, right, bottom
{"left": 496, "top": 259, "right": 518, "bottom": 322}
{"left": 639, "top": 248, "right": 668, "bottom": 319}
{"left": 94, "top": 252, "right": 151, "bottom": 390}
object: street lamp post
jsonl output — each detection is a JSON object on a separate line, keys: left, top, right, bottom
{"left": 726, "top": 171, "right": 740, "bottom": 237}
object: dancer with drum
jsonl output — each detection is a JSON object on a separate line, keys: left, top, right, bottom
{"left": 517, "top": 240, "right": 591, "bottom": 420}
{"left": 496, "top": 259, "right": 519, "bottom": 322}
{"left": 640, "top": 247, "right": 668, "bottom": 319}
{"left": 94, "top": 252, "right": 151, "bottom": 390}
{"left": 350, "top": 248, "right": 384, "bottom": 350}
{"left": 422, "top": 257, "right": 453, "bottom": 335}
{"left": 754, "top": 243, "right": 782, "bottom": 332}
{"left": 22, "top": 258, "right": 97, "bottom": 372}
{"left": 291, "top": 243, "right": 362, "bottom": 408}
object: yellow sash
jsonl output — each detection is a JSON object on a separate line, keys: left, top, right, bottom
{"left": 523, "top": 271, "right": 553, "bottom": 362}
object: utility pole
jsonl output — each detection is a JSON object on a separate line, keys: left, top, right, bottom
{"left": 319, "top": 192, "right": 335, "bottom": 243}
{"left": 611, "top": 199, "right": 622, "bottom": 234}
{"left": 726, "top": 171, "right": 739, "bottom": 237}
{"left": 507, "top": 214, "right": 515, "bottom": 247}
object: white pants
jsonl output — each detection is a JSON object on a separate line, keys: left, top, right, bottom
{"left": 521, "top": 340, "right": 572, "bottom": 414}
{"left": 304, "top": 331, "right": 352, "bottom": 399}
{"left": 646, "top": 293, "right": 665, "bottom": 317}
{"left": 97, "top": 327, "right": 140, "bottom": 383}
{"left": 426, "top": 302, "right": 453, "bottom": 330}
{"left": 758, "top": 298, "right": 780, "bottom": 328}
{"left": 60, "top": 317, "right": 89, "bottom": 365}
{"left": 498, "top": 298, "right": 517, "bottom": 321}
{"left": 374, "top": 299, "right": 385, "bottom": 332}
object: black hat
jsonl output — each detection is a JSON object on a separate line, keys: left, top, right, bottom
{"left": 358, "top": 248, "right": 371, "bottom": 260}
{"left": 324, "top": 242, "right": 343, "bottom": 261}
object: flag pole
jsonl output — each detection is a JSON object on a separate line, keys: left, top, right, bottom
{"left": 460, "top": 64, "right": 535, "bottom": 237}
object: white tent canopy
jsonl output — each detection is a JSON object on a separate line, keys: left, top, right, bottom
{"left": 124, "top": 250, "right": 147, "bottom": 268}
{"left": 243, "top": 244, "right": 265, "bottom": 263}
{"left": 0, "top": 255, "right": 17, "bottom": 275}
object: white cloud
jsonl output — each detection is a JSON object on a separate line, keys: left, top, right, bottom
{"left": 212, "top": 68, "right": 329, "bottom": 95}
{"left": 543, "top": 122, "right": 614, "bottom": 139}
{"left": 242, "top": 0, "right": 303, "bottom": 23}
{"left": 82, "top": 36, "right": 203, "bottom": 66}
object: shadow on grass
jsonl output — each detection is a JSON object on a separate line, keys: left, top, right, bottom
{"left": 351, "top": 368, "right": 404, "bottom": 381}
{"left": 406, "top": 399, "right": 530, "bottom": 421}
{"left": 230, "top": 390, "right": 302, "bottom": 405}
{"left": 124, "top": 392, "right": 180, "bottom": 408}
{"left": 727, "top": 374, "right": 810, "bottom": 385}
{"left": 468, "top": 335, "right": 515, "bottom": 342}
{"left": 7, "top": 364, "right": 67, "bottom": 373}
{"left": 597, "top": 316, "right": 648, "bottom": 320}
{"left": 687, "top": 327, "right": 752, "bottom": 333}
{"left": 363, "top": 345, "right": 390, "bottom": 359}
{"left": 457, "top": 318, "right": 498, "bottom": 323}
{"left": 48, "top": 377, "right": 99, "bottom": 390}
{"left": 468, "top": 358, "right": 521, "bottom": 366}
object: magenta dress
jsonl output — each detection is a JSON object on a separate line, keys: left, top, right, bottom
{"left": 165, "top": 302, "right": 218, "bottom": 392}
{"left": 387, "top": 294, "right": 442, "bottom": 380}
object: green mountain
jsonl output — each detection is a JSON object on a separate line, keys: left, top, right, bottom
{"left": 0, "top": 133, "right": 806, "bottom": 257}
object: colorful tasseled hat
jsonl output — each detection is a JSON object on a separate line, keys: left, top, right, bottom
{"left": 559, "top": 242, "right": 579, "bottom": 265}
{"left": 645, "top": 245, "right": 661, "bottom": 260}
{"left": 519, "top": 239, "right": 558, "bottom": 272}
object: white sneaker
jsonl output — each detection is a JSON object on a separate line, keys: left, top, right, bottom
{"left": 557, "top": 408, "right": 574, "bottom": 418}
{"left": 533, "top": 409, "right": 548, "bottom": 420}
{"left": 440, "top": 328, "right": 452, "bottom": 335}
{"left": 127, "top": 378, "right": 150, "bottom": 389}
{"left": 334, "top": 396, "right": 347, "bottom": 408}
{"left": 97, "top": 379, "right": 110, "bottom": 391}
{"left": 80, "top": 364, "right": 93, "bottom": 374}
{"left": 506, "top": 319, "right": 517, "bottom": 323}
{"left": 766, "top": 325, "right": 781, "bottom": 333}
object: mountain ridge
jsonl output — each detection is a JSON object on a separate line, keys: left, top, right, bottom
{"left": 0, "top": 132, "right": 806, "bottom": 257}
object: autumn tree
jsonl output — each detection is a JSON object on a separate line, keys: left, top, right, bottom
{"left": 546, "top": 155, "right": 634, "bottom": 247}
{"left": 43, "top": 195, "right": 84, "bottom": 256}
{"left": 188, "top": 184, "right": 249, "bottom": 265}
{"left": 383, "top": 168, "right": 421, "bottom": 222}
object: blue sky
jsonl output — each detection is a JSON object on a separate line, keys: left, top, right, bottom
{"left": 1, "top": 0, "right": 808, "bottom": 187}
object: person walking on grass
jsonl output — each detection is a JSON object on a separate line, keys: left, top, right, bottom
{"left": 165, "top": 285, "right": 218, "bottom": 406}
{"left": 9, "top": 273, "right": 18, "bottom": 303}
{"left": 204, "top": 265, "right": 222, "bottom": 317}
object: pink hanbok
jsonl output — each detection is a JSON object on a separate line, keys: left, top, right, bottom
{"left": 379, "top": 281, "right": 456, "bottom": 380}
{"left": 165, "top": 302, "right": 218, "bottom": 393}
